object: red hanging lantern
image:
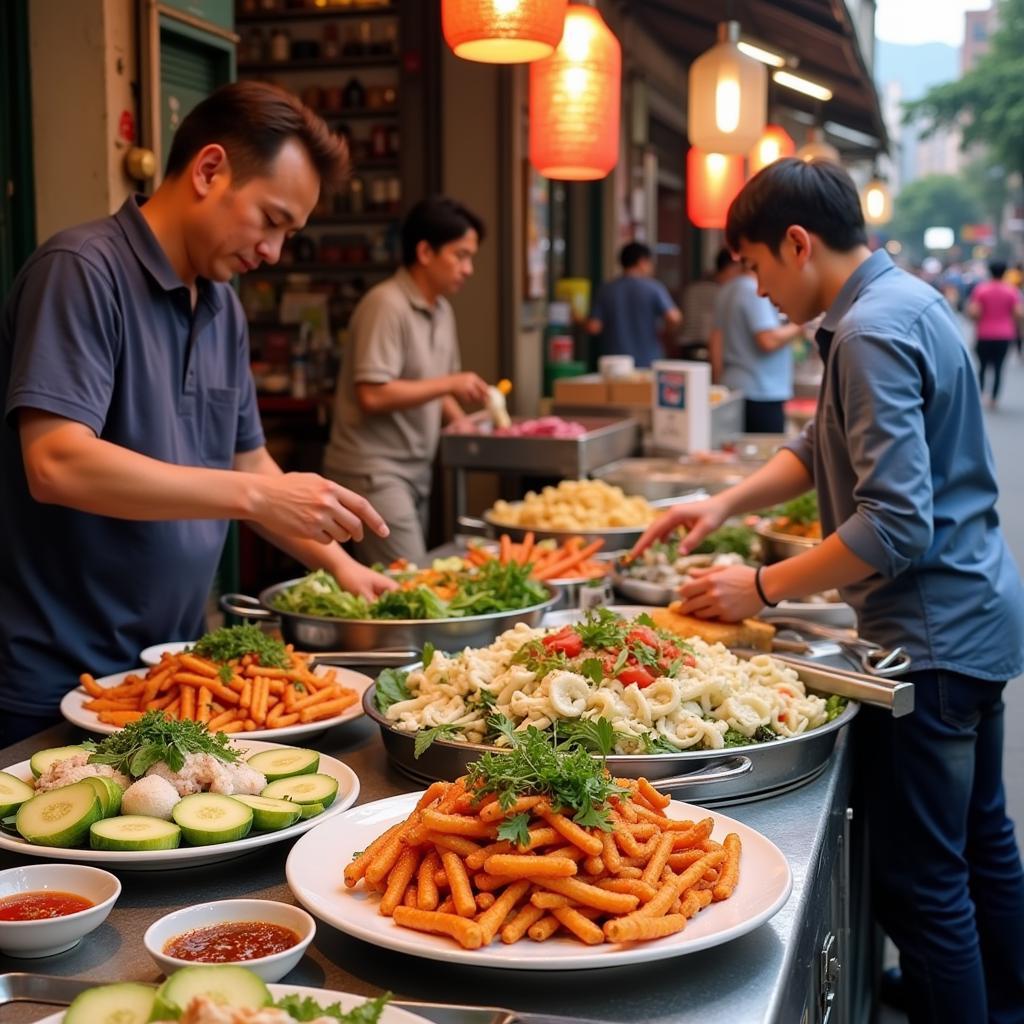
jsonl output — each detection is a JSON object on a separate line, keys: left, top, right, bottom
{"left": 747, "top": 124, "right": 796, "bottom": 175}
{"left": 443, "top": 0, "right": 569, "bottom": 64}
{"left": 529, "top": 4, "right": 621, "bottom": 181}
{"left": 686, "top": 148, "right": 745, "bottom": 229}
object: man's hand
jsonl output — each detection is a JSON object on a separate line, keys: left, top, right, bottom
{"left": 673, "top": 564, "right": 763, "bottom": 621}
{"left": 332, "top": 558, "right": 398, "bottom": 601}
{"left": 630, "top": 495, "right": 730, "bottom": 560}
{"left": 447, "top": 372, "right": 489, "bottom": 406}
{"left": 249, "top": 472, "right": 390, "bottom": 544}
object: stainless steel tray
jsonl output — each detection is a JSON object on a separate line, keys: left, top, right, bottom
{"left": 440, "top": 415, "right": 640, "bottom": 477}
{"left": 220, "top": 581, "right": 559, "bottom": 654}
{"left": 592, "top": 457, "right": 764, "bottom": 499}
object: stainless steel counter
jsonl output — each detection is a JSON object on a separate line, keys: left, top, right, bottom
{"left": 0, "top": 716, "right": 854, "bottom": 1024}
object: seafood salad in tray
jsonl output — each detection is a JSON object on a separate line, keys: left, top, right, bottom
{"left": 375, "top": 609, "right": 846, "bottom": 756}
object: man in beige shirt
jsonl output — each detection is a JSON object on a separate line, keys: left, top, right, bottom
{"left": 324, "top": 197, "right": 488, "bottom": 564}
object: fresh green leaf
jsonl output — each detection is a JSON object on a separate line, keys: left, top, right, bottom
{"left": 573, "top": 608, "right": 629, "bottom": 651}
{"left": 824, "top": 695, "right": 848, "bottom": 722}
{"left": 374, "top": 669, "right": 412, "bottom": 713}
{"left": 486, "top": 713, "right": 520, "bottom": 749}
{"left": 191, "top": 624, "right": 290, "bottom": 669}
{"left": 636, "top": 612, "right": 656, "bottom": 628}
{"left": 554, "top": 717, "right": 623, "bottom": 757}
{"left": 421, "top": 641, "right": 436, "bottom": 668}
{"left": 468, "top": 687, "right": 497, "bottom": 711}
{"left": 611, "top": 649, "right": 629, "bottom": 676}
{"left": 496, "top": 812, "right": 532, "bottom": 847}
{"left": 217, "top": 663, "right": 234, "bottom": 685}
{"left": 413, "top": 724, "right": 461, "bottom": 758}
{"left": 86, "top": 710, "right": 239, "bottom": 780}
{"left": 639, "top": 731, "right": 683, "bottom": 754}
{"left": 580, "top": 658, "right": 605, "bottom": 686}
{"left": 691, "top": 523, "right": 757, "bottom": 558}
{"left": 272, "top": 992, "right": 391, "bottom": 1023}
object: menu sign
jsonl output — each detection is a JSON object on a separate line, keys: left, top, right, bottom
{"left": 651, "top": 360, "right": 711, "bottom": 453}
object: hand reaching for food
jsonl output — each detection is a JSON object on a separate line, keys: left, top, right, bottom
{"left": 673, "top": 563, "right": 763, "bottom": 622}
{"left": 629, "top": 495, "right": 730, "bottom": 562}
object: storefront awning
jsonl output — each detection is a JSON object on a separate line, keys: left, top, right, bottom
{"left": 632, "top": 0, "right": 888, "bottom": 155}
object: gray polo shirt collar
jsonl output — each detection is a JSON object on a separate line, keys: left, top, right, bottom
{"left": 816, "top": 250, "right": 896, "bottom": 363}
{"left": 114, "top": 195, "right": 224, "bottom": 317}
{"left": 394, "top": 266, "right": 436, "bottom": 316}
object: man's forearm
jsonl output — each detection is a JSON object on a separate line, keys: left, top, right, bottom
{"left": 442, "top": 395, "right": 465, "bottom": 424}
{"left": 717, "top": 449, "right": 813, "bottom": 517}
{"left": 758, "top": 533, "right": 875, "bottom": 604}
{"left": 357, "top": 377, "right": 450, "bottom": 414}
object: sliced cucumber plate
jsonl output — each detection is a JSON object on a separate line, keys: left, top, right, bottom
{"left": 298, "top": 801, "right": 326, "bottom": 819}
{"left": 246, "top": 746, "right": 319, "bottom": 781}
{"left": 155, "top": 964, "right": 271, "bottom": 1017}
{"left": 16, "top": 781, "right": 103, "bottom": 847}
{"left": 28, "top": 744, "right": 91, "bottom": 778}
{"left": 0, "top": 771, "right": 34, "bottom": 816}
{"left": 90, "top": 815, "right": 181, "bottom": 851}
{"left": 172, "top": 793, "right": 253, "bottom": 845}
{"left": 82, "top": 776, "right": 123, "bottom": 818}
{"left": 230, "top": 794, "right": 302, "bottom": 831}
{"left": 261, "top": 773, "right": 338, "bottom": 808}
{"left": 63, "top": 981, "right": 156, "bottom": 1024}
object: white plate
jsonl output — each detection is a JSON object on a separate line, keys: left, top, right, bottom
{"left": 60, "top": 666, "right": 372, "bottom": 742}
{"left": 140, "top": 641, "right": 194, "bottom": 666}
{"left": 286, "top": 792, "right": 792, "bottom": 970}
{"left": 0, "top": 741, "right": 359, "bottom": 870}
{"left": 34, "top": 983, "right": 430, "bottom": 1024}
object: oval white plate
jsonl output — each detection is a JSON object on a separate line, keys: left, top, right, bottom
{"left": 0, "top": 741, "right": 359, "bottom": 870}
{"left": 35, "top": 983, "right": 429, "bottom": 1024}
{"left": 60, "top": 666, "right": 371, "bottom": 742}
{"left": 287, "top": 792, "right": 792, "bottom": 970}
{"left": 139, "top": 641, "right": 195, "bottom": 666}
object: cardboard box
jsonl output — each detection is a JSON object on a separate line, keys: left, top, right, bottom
{"left": 552, "top": 374, "right": 609, "bottom": 405}
{"left": 608, "top": 373, "right": 653, "bottom": 405}
{"left": 651, "top": 360, "right": 711, "bottom": 453}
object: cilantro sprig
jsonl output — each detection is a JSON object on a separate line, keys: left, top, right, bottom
{"left": 192, "top": 624, "right": 289, "bottom": 669}
{"left": 273, "top": 992, "right": 391, "bottom": 1023}
{"left": 86, "top": 710, "right": 239, "bottom": 779}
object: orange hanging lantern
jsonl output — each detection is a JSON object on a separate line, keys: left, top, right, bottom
{"left": 443, "top": 0, "right": 569, "bottom": 64}
{"left": 686, "top": 148, "right": 745, "bottom": 229}
{"left": 748, "top": 124, "right": 796, "bottom": 175}
{"left": 529, "top": 3, "right": 621, "bottom": 181}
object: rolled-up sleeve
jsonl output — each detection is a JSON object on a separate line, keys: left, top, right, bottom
{"left": 833, "top": 331, "right": 933, "bottom": 576}
{"left": 783, "top": 419, "right": 816, "bottom": 479}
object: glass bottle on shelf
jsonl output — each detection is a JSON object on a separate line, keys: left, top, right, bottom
{"left": 321, "top": 24, "right": 340, "bottom": 61}
{"left": 269, "top": 28, "right": 291, "bottom": 63}
{"left": 370, "top": 178, "right": 388, "bottom": 211}
{"left": 386, "top": 176, "right": 401, "bottom": 212}
{"left": 342, "top": 77, "right": 366, "bottom": 110}
{"left": 348, "top": 176, "right": 365, "bottom": 214}
{"left": 370, "top": 124, "right": 389, "bottom": 159}
{"left": 242, "top": 28, "right": 266, "bottom": 64}
{"left": 357, "top": 20, "right": 373, "bottom": 55}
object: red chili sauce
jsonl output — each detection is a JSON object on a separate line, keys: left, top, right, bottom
{"left": 0, "top": 891, "right": 94, "bottom": 921}
{"left": 164, "top": 921, "right": 300, "bottom": 962}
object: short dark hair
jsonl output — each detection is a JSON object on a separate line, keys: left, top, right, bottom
{"left": 164, "top": 81, "right": 349, "bottom": 192}
{"left": 989, "top": 260, "right": 1008, "bottom": 280}
{"left": 620, "top": 242, "right": 652, "bottom": 269}
{"left": 401, "top": 196, "right": 485, "bottom": 266}
{"left": 714, "top": 246, "right": 737, "bottom": 273}
{"left": 725, "top": 157, "right": 867, "bottom": 255}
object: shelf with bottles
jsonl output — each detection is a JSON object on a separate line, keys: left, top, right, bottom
{"left": 237, "top": 3, "right": 395, "bottom": 27}
{"left": 239, "top": 55, "right": 399, "bottom": 72}
{"left": 239, "top": 8, "right": 398, "bottom": 64}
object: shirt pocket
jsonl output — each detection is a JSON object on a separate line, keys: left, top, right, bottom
{"left": 200, "top": 386, "right": 239, "bottom": 467}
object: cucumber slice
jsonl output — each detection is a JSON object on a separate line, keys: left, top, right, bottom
{"left": 64, "top": 981, "right": 156, "bottom": 1024}
{"left": 0, "top": 771, "right": 34, "bottom": 816}
{"left": 230, "top": 795, "right": 302, "bottom": 831}
{"left": 261, "top": 773, "right": 338, "bottom": 808}
{"left": 172, "top": 794, "right": 253, "bottom": 846}
{"left": 155, "top": 965, "right": 271, "bottom": 1017}
{"left": 29, "top": 745, "right": 91, "bottom": 778}
{"left": 90, "top": 815, "right": 181, "bottom": 852}
{"left": 246, "top": 747, "right": 319, "bottom": 781}
{"left": 15, "top": 782, "right": 102, "bottom": 847}
{"left": 298, "top": 801, "right": 325, "bottom": 820}
{"left": 82, "top": 776, "right": 123, "bottom": 818}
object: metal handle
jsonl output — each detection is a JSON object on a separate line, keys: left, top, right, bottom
{"left": 309, "top": 651, "right": 419, "bottom": 668}
{"left": 218, "top": 592, "right": 274, "bottom": 620}
{"left": 646, "top": 755, "right": 752, "bottom": 791}
{"left": 456, "top": 515, "right": 490, "bottom": 537}
{"left": 649, "top": 489, "right": 709, "bottom": 509}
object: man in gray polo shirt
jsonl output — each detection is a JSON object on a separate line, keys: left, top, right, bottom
{"left": 324, "top": 197, "right": 489, "bottom": 565}
{"left": 0, "top": 83, "right": 392, "bottom": 744}
{"left": 635, "top": 159, "right": 1024, "bottom": 1023}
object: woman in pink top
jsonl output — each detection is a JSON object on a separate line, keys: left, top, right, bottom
{"left": 968, "top": 260, "right": 1024, "bottom": 406}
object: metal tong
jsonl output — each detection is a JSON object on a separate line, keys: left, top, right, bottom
{"left": 766, "top": 616, "right": 912, "bottom": 678}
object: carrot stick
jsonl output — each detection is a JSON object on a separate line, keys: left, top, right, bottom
{"left": 520, "top": 532, "right": 535, "bottom": 566}
{"left": 500, "top": 534, "right": 512, "bottom": 564}
{"left": 536, "top": 540, "right": 605, "bottom": 580}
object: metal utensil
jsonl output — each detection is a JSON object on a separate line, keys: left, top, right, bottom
{"left": 0, "top": 973, "right": 607, "bottom": 1024}
{"left": 763, "top": 617, "right": 911, "bottom": 678}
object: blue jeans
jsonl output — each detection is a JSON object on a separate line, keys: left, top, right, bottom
{"left": 855, "top": 669, "right": 1024, "bottom": 1023}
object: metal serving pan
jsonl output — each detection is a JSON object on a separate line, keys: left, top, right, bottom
{"left": 592, "top": 457, "right": 763, "bottom": 500}
{"left": 220, "top": 580, "right": 559, "bottom": 654}
{"left": 753, "top": 521, "right": 819, "bottom": 563}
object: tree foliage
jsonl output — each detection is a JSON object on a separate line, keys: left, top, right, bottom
{"left": 888, "top": 175, "right": 982, "bottom": 259}
{"left": 905, "top": 0, "right": 1024, "bottom": 175}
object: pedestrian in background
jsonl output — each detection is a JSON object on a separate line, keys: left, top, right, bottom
{"left": 968, "top": 260, "right": 1023, "bottom": 408}
{"left": 586, "top": 242, "right": 681, "bottom": 368}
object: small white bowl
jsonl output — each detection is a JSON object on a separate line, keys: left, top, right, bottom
{"left": 139, "top": 640, "right": 194, "bottom": 667}
{"left": 0, "top": 864, "right": 120, "bottom": 958}
{"left": 143, "top": 898, "right": 315, "bottom": 982}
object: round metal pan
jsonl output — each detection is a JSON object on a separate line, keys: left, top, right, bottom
{"left": 753, "top": 522, "right": 819, "bottom": 563}
{"left": 220, "top": 580, "right": 559, "bottom": 653}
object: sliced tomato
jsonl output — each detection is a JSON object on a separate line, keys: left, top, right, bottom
{"left": 617, "top": 665, "right": 657, "bottom": 688}
{"left": 542, "top": 627, "right": 583, "bottom": 658}
{"left": 626, "top": 627, "right": 660, "bottom": 650}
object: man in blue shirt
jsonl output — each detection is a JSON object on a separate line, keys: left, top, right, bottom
{"left": 586, "top": 242, "right": 681, "bottom": 368}
{"left": 0, "top": 83, "right": 393, "bottom": 744}
{"left": 635, "top": 158, "right": 1024, "bottom": 1023}
{"left": 710, "top": 263, "right": 802, "bottom": 433}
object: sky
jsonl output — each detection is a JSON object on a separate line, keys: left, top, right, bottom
{"left": 875, "top": 0, "right": 993, "bottom": 46}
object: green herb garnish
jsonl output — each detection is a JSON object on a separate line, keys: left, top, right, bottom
{"left": 466, "top": 727, "right": 626, "bottom": 831}
{"left": 421, "top": 641, "right": 437, "bottom": 668}
{"left": 273, "top": 992, "right": 391, "bottom": 1023}
{"left": 554, "top": 717, "right": 623, "bottom": 757}
{"left": 722, "top": 725, "right": 778, "bottom": 747}
{"left": 768, "top": 491, "right": 819, "bottom": 526}
{"left": 824, "top": 695, "right": 848, "bottom": 721}
{"left": 87, "top": 710, "right": 239, "bottom": 779}
{"left": 413, "top": 724, "right": 461, "bottom": 758}
{"left": 496, "top": 812, "right": 532, "bottom": 847}
{"left": 573, "top": 607, "right": 629, "bottom": 650}
{"left": 192, "top": 624, "right": 289, "bottom": 669}
{"left": 375, "top": 668, "right": 412, "bottom": 713}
